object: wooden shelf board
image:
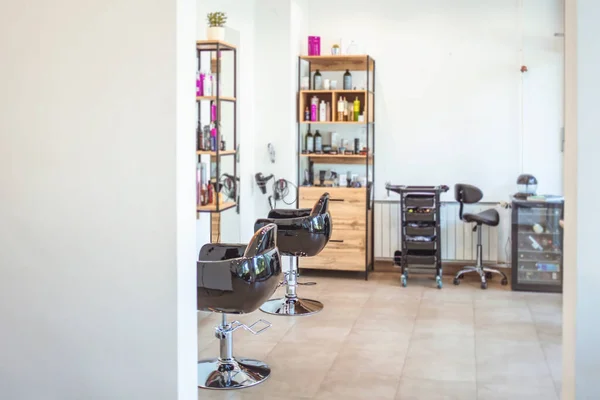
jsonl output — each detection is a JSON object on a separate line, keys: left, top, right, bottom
{"left": 196, "top": 40, "right": 236, "bottom": 51}
{"left": 301, "top": 154, "right": 372, "bottom": 165}
{"left": 300, "top": 55, "right": 374, "bottom": 71}
{"left": 197, "top": 201, "right": 237, "bottom": 213}
{"left": 300, "top": 90, "right": 372, "bottom": 95}
{"left": 300, "top": 121, "right": 366, "bottom": 125}
{"left": 196, "top": 96, "right": 236, "bottom": 102}
{"left": 197, "top": 150, "right": 236, "bottom": 156}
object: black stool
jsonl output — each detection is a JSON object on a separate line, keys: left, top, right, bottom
{"left": 452, "top": 184, "right": 508, "bottom": 289}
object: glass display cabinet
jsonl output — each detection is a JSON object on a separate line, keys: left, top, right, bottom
{"left": 511, "top": 198, "right": 564, "bottom": 292}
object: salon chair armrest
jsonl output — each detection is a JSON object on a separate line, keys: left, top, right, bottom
{"left": 199, "top": 244, "right": 247, "bottom": 261}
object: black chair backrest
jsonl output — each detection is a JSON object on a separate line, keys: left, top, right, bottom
{"left": 310, "top": 193, "right": 330, "bottom": 216}
{"left": 454, "top": 184, "right": 483, "bottom": 220}
{"left": 244, "top": 223, "right": 278, "bottom": 258}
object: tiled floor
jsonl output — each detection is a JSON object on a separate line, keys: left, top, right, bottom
{"left": 197, "top": 271, "right": 562, "bottom": 400}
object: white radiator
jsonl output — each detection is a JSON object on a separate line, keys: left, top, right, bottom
{"left": 374, "top": 201, "right": 511, "bottom": 264}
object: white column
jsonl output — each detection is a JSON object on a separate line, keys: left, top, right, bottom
{"left": 0, "top": 0, "right": 197, "bottom": 398}
{"left": 563, "top": 0, "right": 600, "bottom": 398}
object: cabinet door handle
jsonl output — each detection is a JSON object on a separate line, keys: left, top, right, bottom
{"left": 330, "top": 240, "right": 344, "bottom": 243}
{"left": 330, "top": 199, "right": 345, "bottom": 202}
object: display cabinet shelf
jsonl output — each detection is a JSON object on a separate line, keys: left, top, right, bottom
{"left": 296, "top": 54, "right": 376, "bottom": 279}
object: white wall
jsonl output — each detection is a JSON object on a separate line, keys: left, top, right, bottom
{"left": 0, "top": 0, "right": 197, "bottom": 398}
{"left": 563, "top": 0, "right": 600, "bottom": 397}
{"left": 306, "top": 0, "right": 564, "bottom": 202}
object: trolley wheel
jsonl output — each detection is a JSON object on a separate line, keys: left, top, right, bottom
{"left": 401, "top": 275, "right": 407, "bottom": 288}
{"left": 481, "top": 281, "right": 488, "bottom": 290}
{"left": 485, "top": 272, "right": 493, "bottom": 280}
{"left": 436, "top": 276, "right": 443, "bottom": 289}
{"left": 501, "top": 278, "right": 508, "bottom": 286}
{"left": 453, "top": 278, "right": 460, "bottom": 285}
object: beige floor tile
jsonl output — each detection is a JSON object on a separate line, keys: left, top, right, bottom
{"left": 328, "top": 343, "right": 407, "bottom": 377}
{"left": 475, "top": 321, "right": 539, "bottom": 342}
{"left": 475, "top": 338, "right": 552, "bottom": 383}
{"left": 280, "top": 323, "right": 351, "bottom": 346}
{"left": 244, "top": 366, "right": 327, "bottom": 399}
{"left": 343, "top": 328, "right": 412, "bottom": 352}
{"left": 315, "top": 371, "right": 400, "bottom": 400}
{"left": 395, "top": 377, "right": 477, "bottom": 400}
{"left": 414, "top": 316, "right": 475, "bottom": 337}
{"left": 403, "top": 334, "right": 476, "bottom": 382}
{"left": 265, "top": 341, "right": 339, "bottom": 372}
{"left": 353, "top": 311, "right": 416, "bottom": 334}
{"left": 474, "top": 306, "right": 534, "bottom": 326}
{"left": 542, "top": 341, "right": 562, "bottom": 384}
{"left": 477, "top": 379, "right": 559, "bottom": 400}
{"left": 418, "top": 301, "right": 474, "bottom": 318}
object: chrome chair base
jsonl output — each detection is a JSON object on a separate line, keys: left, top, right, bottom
{"left": 197, "top": 358, "right": 271, "bottom": 390}
{"left": 260, "top": 297, "right": 323, "bottom": 316}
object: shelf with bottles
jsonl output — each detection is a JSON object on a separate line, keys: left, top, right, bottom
{"left": 197, "top": 150, "right": 236, "bottom": 157}
{"left": 299, "top": 91, "right": 372, "bottom": 123}
{"left": 299, "top": 55, "right": 374, "bottom": 72}
{"left": 517, "top": 270, "right": 561, "bottom": 285}
{"left": 300, "top": 153, "right": 372, "bottom": 165}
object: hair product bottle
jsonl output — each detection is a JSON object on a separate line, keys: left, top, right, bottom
{"left": 314, "top": 130, "right": 322, "bottom": 152}
{"left": 304, "top": 107, "right": 310, "bottom": 121}
{"left": 343, "top": 69, "right": 352, "bottom": 90}
{"left": 353, "top": 97, "right": 360, "bottom": 121}
{"left": 313, "top": 69, "right": 323, "bottom": 90}
{"left": 337, "top": 97, "right": 344, "bottom": 121}
{"left": 319, "top": 100, "right": 326, "bottom": 122}
{"left": 306, "top": 130, "right": 314, "bottom": 153}
{"left": 343, "top": 97, "right": 348, "bottom": 121}
{"left": 326, "top": 102, "right": 331, "bottom": 121}
{"left": 203, "top": 73, "right": 212, "bottom": 96}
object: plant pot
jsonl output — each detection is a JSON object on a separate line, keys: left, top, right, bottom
{"left": 207, "top": 27, "right": 225, "bottom": 41}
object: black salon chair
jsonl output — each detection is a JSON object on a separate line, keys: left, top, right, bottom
{"left": 197, "top": 223, "right": 282, "bottom": 390}
{"left": 452, "top": 184, "right": 508, "bottom": 289}
{"left": 254, "top": 193, "right": 332, "bottom": 316}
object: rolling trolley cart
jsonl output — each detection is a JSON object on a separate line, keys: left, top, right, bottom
{"left": 386, "top": 184, "right": 449, "bottom": 289}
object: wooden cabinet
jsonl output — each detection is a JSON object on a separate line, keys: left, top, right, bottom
{"left": 299, "top": 187, "right": 373, "bottom": 274}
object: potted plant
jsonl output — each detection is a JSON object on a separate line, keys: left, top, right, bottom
{"left": 206, "top": 12, "right": 227, "bottom": 41}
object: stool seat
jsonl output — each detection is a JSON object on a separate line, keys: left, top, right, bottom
{"left": 463, "top": 208, "right": 499, "bottom": 227}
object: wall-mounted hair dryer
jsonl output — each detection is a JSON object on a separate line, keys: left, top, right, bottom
{"left": 255, "top": 173, "right": 274, "bottom": 194}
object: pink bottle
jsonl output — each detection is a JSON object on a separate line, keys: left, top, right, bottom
{"left": 198, "top": 71, "right": 205, "bottom": 96}
{"left": 211, "top": 102, "right": 217, "bottom": 122}
{"left": 311, "top": 103, "right": 317, "bottom": 121}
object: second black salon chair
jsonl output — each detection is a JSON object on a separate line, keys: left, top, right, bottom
{"left": 452, "top": 184, "right": 508, "bottom": 289}
{"left": 254, "top": 193, "right": 332, "bottom": 316}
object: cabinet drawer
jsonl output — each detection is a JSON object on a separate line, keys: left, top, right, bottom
{"left": 300, "top": 187, "right": 366, "bottom": 231}
{"left": 299, "top": 230, "right": 366, "bottom": 272}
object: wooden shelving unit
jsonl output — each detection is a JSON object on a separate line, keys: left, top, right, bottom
{"left": 196, "top": 40, "right": 239, "bottom": 236}
{"left": 296, "top": 54, "right": 376, "bottom": 279}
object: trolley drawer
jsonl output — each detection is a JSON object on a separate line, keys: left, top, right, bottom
{"left": 404, "top": 194, "right": 435, "bottom": 208}
{"left": 406, "top": 254, "right": 437, "bottom": 266}
{"left": 405, "top": 212, "right": 435, "bottom": 222}
{"left": 405, "top": 240, "right": 436, "bottom": 251}
{"left": 405, "top": 225, "right": 436, "bottom": 237}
